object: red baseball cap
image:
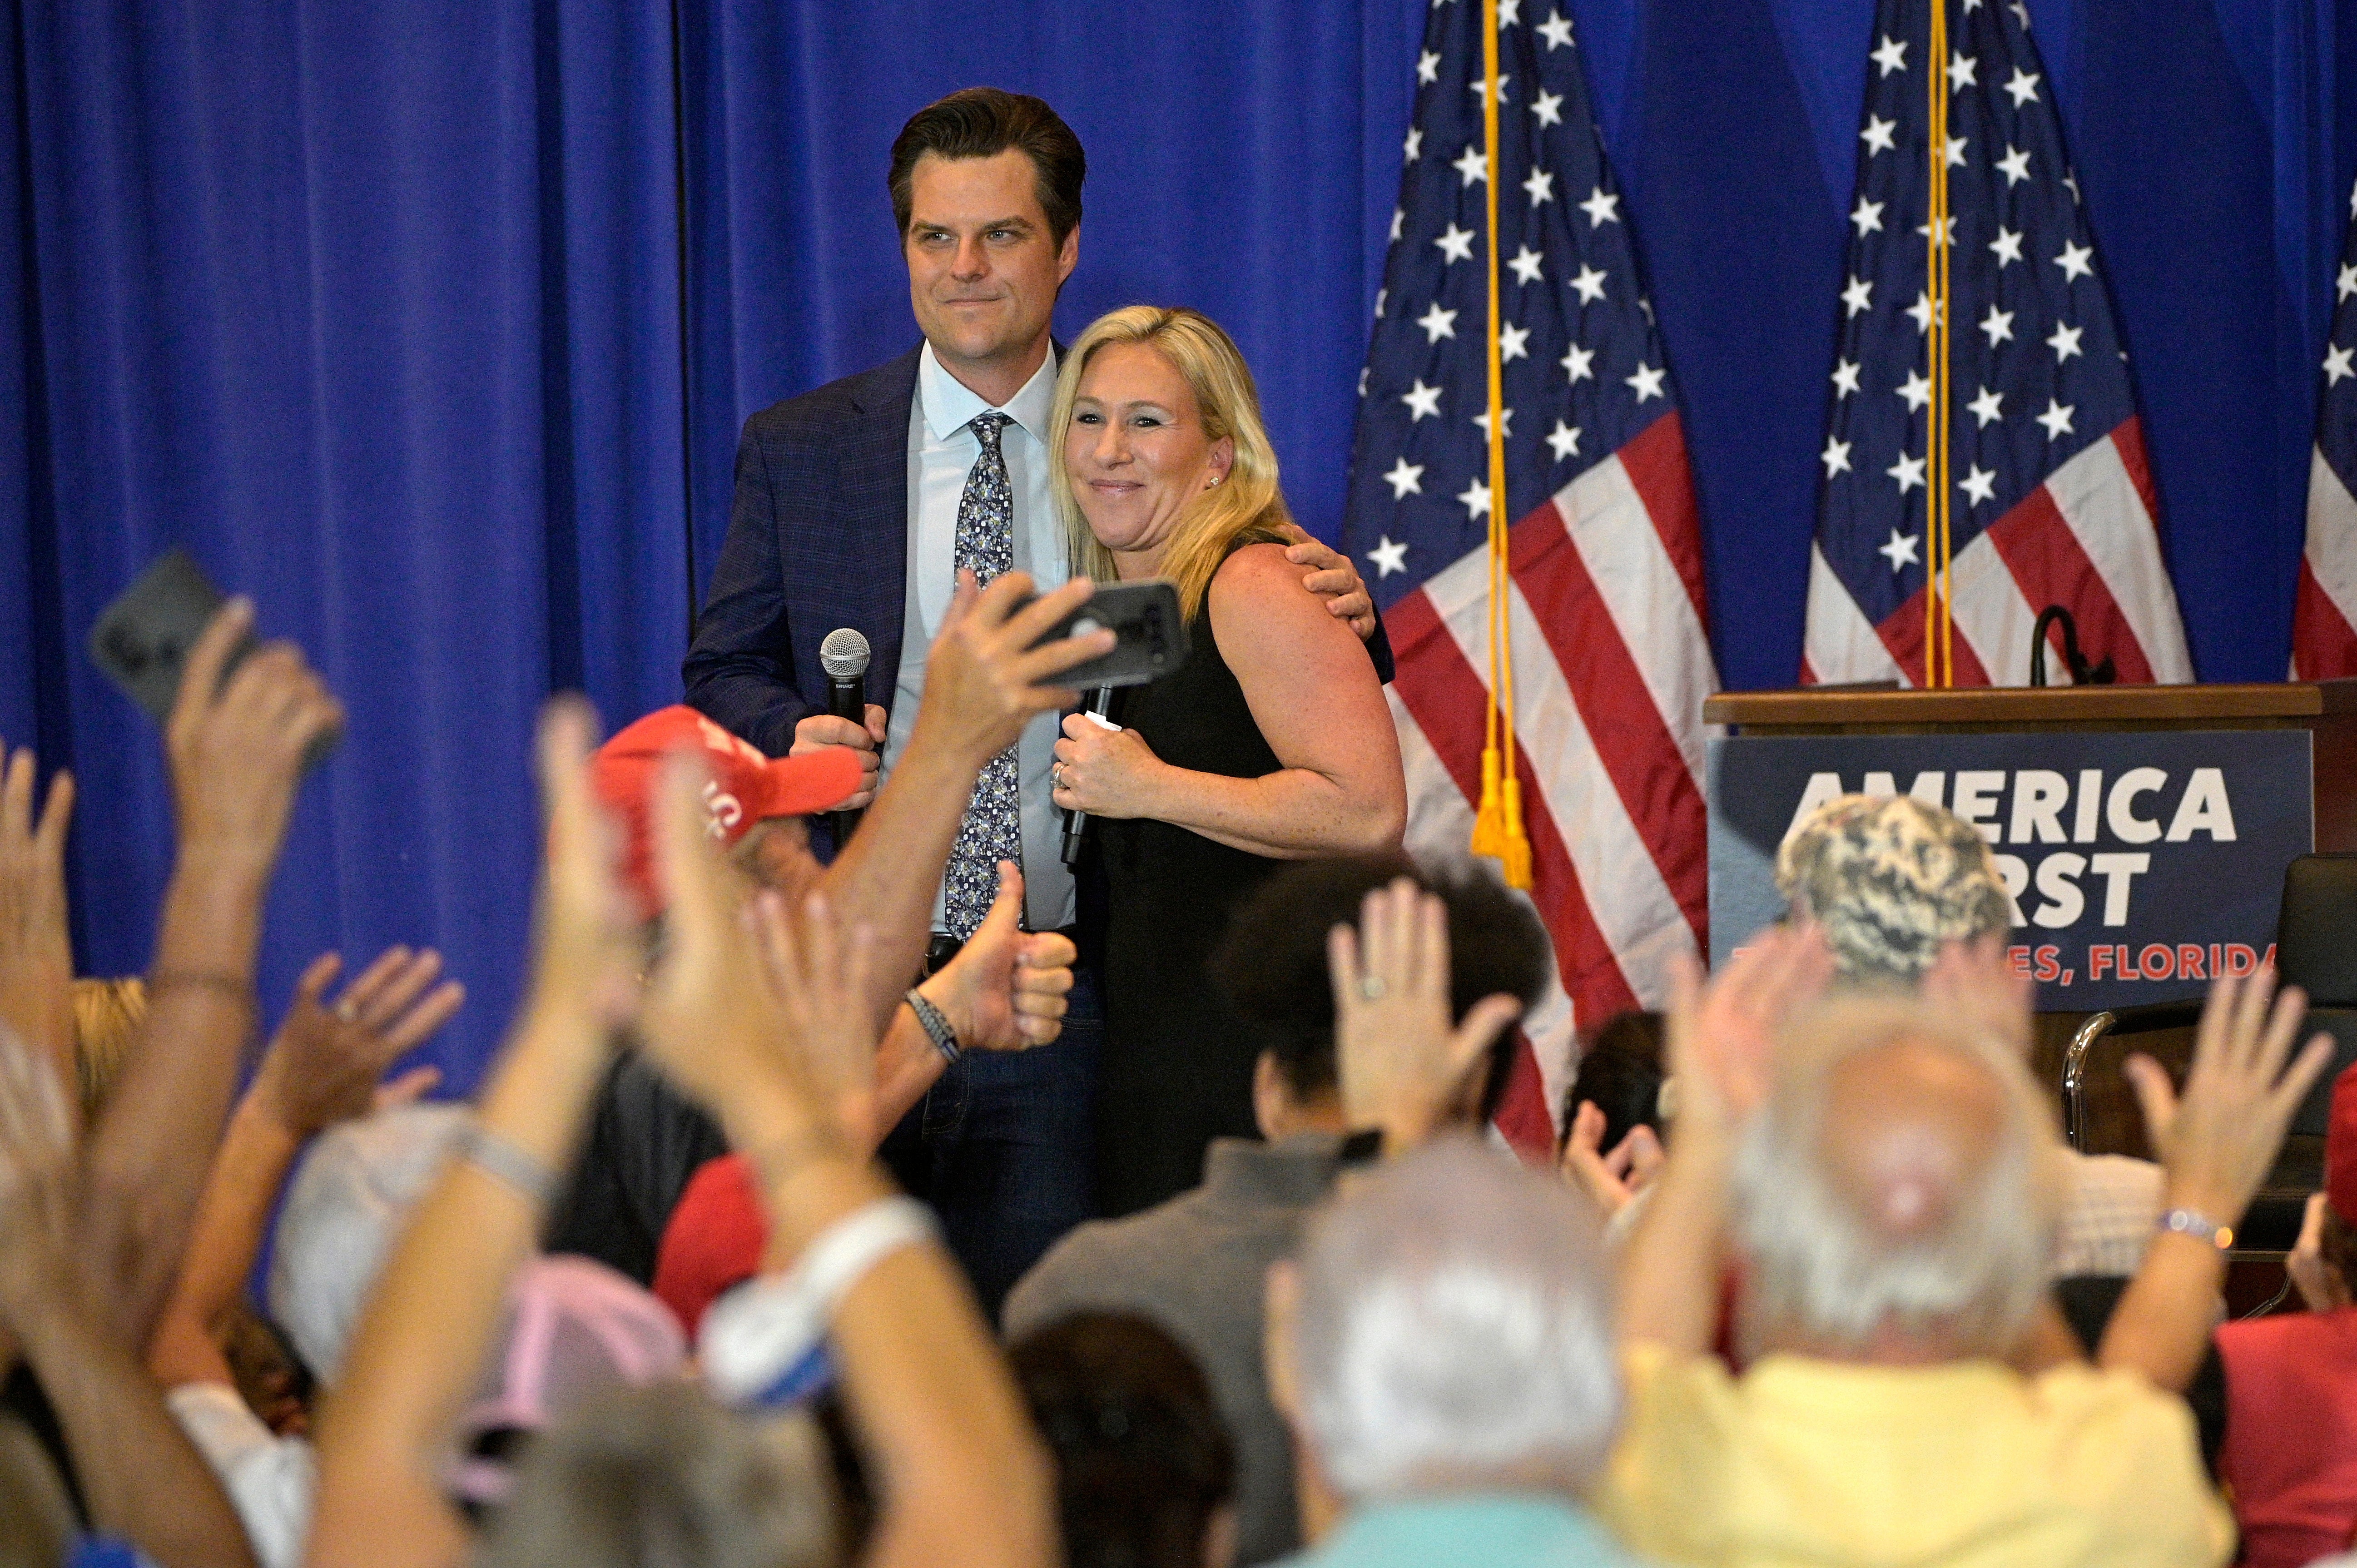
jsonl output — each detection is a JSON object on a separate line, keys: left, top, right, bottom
{"left": 652, "top": 1152, "right": 769, "bottom": 1340}
{"left": 590, "top": 706, "right": 862, "bottom": 921}
{"left": 2329, "top": 1061, "right": 2357, "bottom": 1227}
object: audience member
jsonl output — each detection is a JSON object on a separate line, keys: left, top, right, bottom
{"left": 1556, "top": 1012, "right": 1666, "bottom": 1224}
{"left": 1781, "top": 793, "right": 2173, "bottom": 1280}
{"left": 1265, "top": 1139, "right": 1636, "bottom": 1568}
{"left": 551, "top": 582, "right": 1099, "bottom": 1308}
{"left": 1002, "top": 856, "right": 1546, "bottom": 1565}
{"left": 2212, "top": 1062, "right": 2357, "bottom": 1566}
{"left": 0, "top": 598, "right": 340, "bottom": 1568}
{"left": 1009, "top": 1311, "right": 1236, "bottom": 1568}
{"left": 1602, "top": 925, "right": 2327, "bottom": 1566}
{"left": 471, "top": 1382, "right": 842, "bottom": 1568}
{"left": 305, "top": 699, "right": 1057, "bottom": 1568}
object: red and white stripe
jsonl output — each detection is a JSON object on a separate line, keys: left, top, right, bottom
{"left": 1803, "top": 421, "right": 2193, "bottom": 688}
{"left": 2294, "top": 445, "right": 2357, "bottom": 678}
{"left": 1386, "top": 412, "right": 1716, "bottom": 1156}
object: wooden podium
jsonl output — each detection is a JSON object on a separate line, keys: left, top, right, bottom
{"left": 1702, "top": 681, "right": 2357, "bottom": 851}
{"left": 1701, "top": 681, "right": 2357, "bottom": 1166}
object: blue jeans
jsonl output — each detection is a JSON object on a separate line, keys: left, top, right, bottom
{"left": 878, "top": 967, "right": 1101, "bottom": 1324}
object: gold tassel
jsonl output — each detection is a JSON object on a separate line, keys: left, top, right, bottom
{"left": 1470, "top": 744, "right": 1507, "bottom": 858}
{"left": 1499, "top": 771, "right": 1533, "bottom": 890}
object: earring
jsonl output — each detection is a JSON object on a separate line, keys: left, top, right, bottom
{"left": 1207, "top": 475, "right": 1222, "bottom": 488}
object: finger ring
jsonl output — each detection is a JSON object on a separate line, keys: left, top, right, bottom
{"left": 334, "top": 1000, "right": 359, "bottom": 1023}
{"left": 1359, "top": 976, "right": 1387, "bottom": 1002}
{"left": 1051, "top": 763, "right": 1066, "bottom": 787}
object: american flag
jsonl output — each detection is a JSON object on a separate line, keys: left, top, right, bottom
{"left": 1340, "top": 0, "right": 1715, "bottom": 1153}
{"left": 2292, "top": 177, "right": 2357, "bottom": 678}
{"left": 1803, "top": 0, "right": 2192, "bottom": 688}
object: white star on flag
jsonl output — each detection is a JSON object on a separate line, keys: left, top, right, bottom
{"left": 2327, "top": 344, "right": 2357, "bottom": 387}
{"left": 1499, "top": 322, "right": 1531, "bottom": 361}
{"left": 1570, "top": 264, "right": 1609, "bottom": 303}
{"left": 1906, "top": 291, "right": 1937, "bottom": 332}
{"left": 1523, "top": 168, "right": 1555, "bottom": 205}
{"left": 1625, "top": 362, "right": 1666, "bottom": 402}
{"left": 1468, "top": 73, "right": 1512, "bottom": 105}
{"left": 1879, "top": 529, "right": 1921, "bottom": 571}
{"left": 1822, "top": 436, "right": 1853, "bottom": 477}
{"left": 1417, "top": 302, "right": 1458, "bottom": 342}
{"left": 1382, "top": 457, "right": 1424, "bottom": 499}
{"left": 1560, "top": 343, "right": 1594, "bottom": 382}
{"left": 1508, "top": 245, "right": 1546, "bottom": 285}
{"left": 1871, "top": 35, "right": 1907, "bottom": 75}
{"left": 1861, "top": 115, "right": 1898, "bottom": 154}
{"left": 1980, "top": 304, "right": 2015, "bottom": 345}
{"left": 1831, "top": 358, "right": 1863, "bottom": 396}
{"left": 1401, "top": 380, "right": 1443, "bottom": 421}
{"left": 1898, "top": 368, "right": 1933, "bottom": 411}
{"left": 1851, "top": 198, "right": 1885, "bottom": 237}
{"left": 1456, "top": 477, "right": 1492, "bottom": 519}
{"left": 2055, "top": 240, "right": 2095, "bottom": 281}
{"left": 1453, "top": 145, "right": 1489, "bottom": 186}
{"left": 1959, "top": 464, "right": 1998, "bottom": 505}
{"left": 1536, "top": 8, "right": 1573, "bottom": 49}
{"left": 1968, "top": 385, "right": 2004, "bottom": 426}
{"left": 1996, "top": 145, "right": 2032, "bottom": 186}
{"left": 2035, "top": 398, "right": 2075, "bottom": 439}
{"left": 2047, "top": 321, "right": 2084, "bottom": 361}
{"left": 1546, "top": 420, "right": 1581, "bottom": 460}
{"left": 1888, "top": 452, "right": 1927, "bottom": 493}
{"left": 1434, "top": 223, "right": 1476, "bottom": 263}
{"left": 1417, "top": 50, "right": 1439, "bottom": 84}
{"left": 1843, "top": 276, "right": 1875, "bottom": 316}
{"left": 2339, "top": 262, "right": 2357, "bottom": 303}
{"left": 1472, "top": 406, "right": 1516, "bottom": 440}
{"left": 1989, "top": 227, "right": 2024, "bottom": 265}
{"left": 1947, "top": 51, "right": 1977, "bottom": 89}
{"left": 1404, "top": 127, "right": 1423, "bottom": 163}
{"left": 1579, "top": 186, "right": 1619, "bottom": 226}
{"left": 2004, "top": 67, "right": 2040, "bottom": 106}
{"left": 1367, "top": 536, "right": 1409, "bottom": 576}
{"left": 1530, "top": 89, "right": 1564, "bottom": 127}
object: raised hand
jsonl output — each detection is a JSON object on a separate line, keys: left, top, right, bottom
{"left": 911, "top": 571, "right": 1115, "bottom": 768}
{"left": 1327, "top": 878, "right": 1523, "bottom": 1149}
{"left": 926, "top": 861, "right": 1073, "bottom": 1051}
{"left": 526, "top": 697, "right": 642, "bottom": 1031}
{"left": 1277, "top": 522, "right": 1376, "bottom": 641}
{"left": 0, "top": 744, "right": 76, "bottom": 1084}
{"left": 1662, "top": 924, "right": 1835, "bottom": 1136}
{"left": 165, "top": 598, "right": 342, "bottom": 879}
{"left": 1558, "top": 1099, "right": 1665, "bottom": 1218}
{"left": 2124, "top": 968, "right": 2334, "bottom": 1224}
{"left": 2287, "top": 1191, "right": 2352, "bottom": 1314}
{"left": 1922, "top": 931, "right": 2034, "bottom": 1059}
{"left": 250, "top": 948, "right": 461, "bottom": 1139}
{"left": 639, "top": 753, "right": 868, "bottom": 1161}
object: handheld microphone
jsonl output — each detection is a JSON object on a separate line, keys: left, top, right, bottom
{"left": 1061, "top": 687, "right": 1116, "bottom": 868}
{"left": 819, "top": 627, "right": 872, "bottom": 849}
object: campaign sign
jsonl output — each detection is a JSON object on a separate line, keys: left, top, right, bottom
{"left": 1708, "top": 729, "right": 2314, "bottom": 1011}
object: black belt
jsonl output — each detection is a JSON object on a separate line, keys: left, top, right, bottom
{"left": 922, "top": 924, "right": 1081, "bottom": 979}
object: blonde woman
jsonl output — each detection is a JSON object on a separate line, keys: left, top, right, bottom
{"left": 1048, "top": 306, "right": 1405, "bottom": 1216}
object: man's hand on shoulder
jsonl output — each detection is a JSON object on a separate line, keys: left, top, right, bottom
{"left": 1278, "top": 522, "right": 1376, "bottom": 643}
{"left": 792, "top": 704, "right": 887, "bottom": 809}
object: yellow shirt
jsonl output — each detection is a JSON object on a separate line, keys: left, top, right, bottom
{"left": 1600, "top": 1343, "right": 2233, "bottom": 1568}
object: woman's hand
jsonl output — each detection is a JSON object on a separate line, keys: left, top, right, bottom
{"left": 1052, "top": 713, "right": 1167, "bottom": 820}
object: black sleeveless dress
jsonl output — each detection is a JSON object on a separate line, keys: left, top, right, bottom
{"left": 1093, "top": 588, "right": 1287, "bottom": 1218}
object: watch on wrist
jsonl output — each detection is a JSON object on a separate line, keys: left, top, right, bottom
{"left": 905, "top": 987, "right": 960, "bottom": 1064}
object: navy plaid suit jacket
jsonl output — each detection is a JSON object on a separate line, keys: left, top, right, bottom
{"left": 684, "top": 346, "right": 926, "bottom": 759}
{"left": 683, "top": 342, "right": 1393, "bottom": 759}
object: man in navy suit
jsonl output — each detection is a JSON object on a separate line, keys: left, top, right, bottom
{"left": 684, "top": 88, "right": 1385, "bottom": 1315}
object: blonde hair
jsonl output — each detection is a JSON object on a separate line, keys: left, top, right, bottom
{"left": 1049, "top": 305, "right": 1293, "bottom": 618}
{"left": 72, "top": 976, "right": 146, "bottom": 1122}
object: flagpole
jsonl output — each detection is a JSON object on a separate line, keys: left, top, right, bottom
{"left": 1925, "top": 0, "right": 1954, "bottom": 687}
{"left": 1471, "top": 0, "right": 1532, "bottom": 888}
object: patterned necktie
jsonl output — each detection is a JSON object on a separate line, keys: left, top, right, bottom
{"left": 943, "top": 412, "right": 1023, "bottom": 940}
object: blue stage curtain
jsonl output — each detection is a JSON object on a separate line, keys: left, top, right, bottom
{"left": 3, "top": 0, "right": 2351, "bottom": 1091}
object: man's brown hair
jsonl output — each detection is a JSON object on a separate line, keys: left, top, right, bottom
{"left": 888, "top": 87, "right": 1085, "bottom": 247}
